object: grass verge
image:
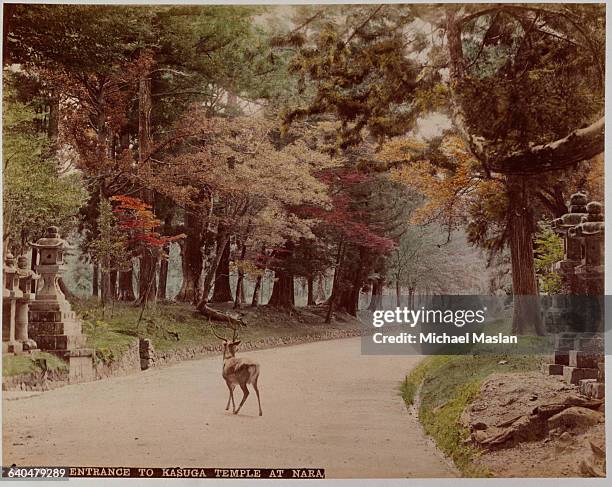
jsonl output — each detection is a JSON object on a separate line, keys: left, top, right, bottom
{"left": 401, "top": 353, "right": 543, "bottom": 477}
{"left": 2, "top": 352, "right": 68, "bottom": 377}
{"left": 73, "top": 298, "right": 360, "bottom": 365}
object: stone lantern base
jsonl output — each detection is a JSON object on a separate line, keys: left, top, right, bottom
{"left": 28, "top": 300, "right": 87, "bottom": 352}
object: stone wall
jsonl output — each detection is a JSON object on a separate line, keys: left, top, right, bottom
{"left": 94, "top": 339, "right": 141, "bottom": 379}
{"left": 151, "top": 328, "right": 363, "bottom": 368}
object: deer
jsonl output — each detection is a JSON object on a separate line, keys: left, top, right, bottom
{"left": 211, "top": 321, "right": 262, "bottom": 416}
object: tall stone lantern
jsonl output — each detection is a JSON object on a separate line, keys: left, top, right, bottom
{"left": 28, "top": 226, "right": 87, "bottom": 352}
{"left": 3, "top": 253, "right": 24, "bottom": 354}
{"left": 16, "top": 255, "right": 40, "bottom": 351}
{"left": 552, "top": 192, "right": 588, "bottom": 294}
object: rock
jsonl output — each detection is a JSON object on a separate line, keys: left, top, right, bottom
{"left": 498, "top": 360, "right": 508, "bottom": 365}
{"left": 501, "top": 396, "right": 517, "bottom": 406}
{"left": 529, "top": 394, "right": 538, "bottom": 401}
{"left": 579, "top": 459, "right": 605, "bottom": 478}
{"left": 559, "top": 431, "right": 572, "bottom": 442}
{"left": 547, "top": 406, "right": 604, "bottom": 431}
{"left": 471, "top": 422, "right": 488, "bottom": 431}
{"left": 471, "top": 430, "right": 489, "bottom": 444}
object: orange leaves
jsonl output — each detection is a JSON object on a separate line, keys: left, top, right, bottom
{"left": 386, "top": 134, "right": 491, "bottom": 228}
{"left": 109, "top": 195, "right": 183, "bottom": 255}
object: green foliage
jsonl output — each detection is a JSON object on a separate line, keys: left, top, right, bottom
{"left": 88, "top": 198, "right": 130, "bottom": 273}
{"left": 2, "top": 77, "right": 86, "bottom": 254}
{"left": 459, "top": 6, "right": 604, "bottom": 155}
{"left": 534, "top": 222, "right": 564, "bottom": 294}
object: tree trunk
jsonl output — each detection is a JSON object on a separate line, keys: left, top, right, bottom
{"left": 307, "top": 276, "right": 315, "bottom": 306}
{"left": 251, "top": 275, "right": 262, "bottom": 307}
{"left": 326, "top": 241, "right": 344, "bottom": 323}
{"left": 507, "top": 175, "right": 544, "bottom": 335}
{"left": 269, "top": 269, "right": 295, "bottom": 308}
{"left": 100, "top": 270, "right": 111, "bottom": 315}
{"left": 58, "top": 277, "right": 75, "bottom": 301}
{"left": 396, "top": 280, "right": 401, "bottom": 308}
{"left": 315, "top": 274, "right": 326, "bottom": 303}
{"left": 118, "top": 266, "right": 136, "bottom": 301}
{"left": 176, "top": 213, "right": 203, "bottom": 303}
{"left": 368, "top": 278, "right": 383, "bottom": 311}
{"left": 212, "top": 237, "right": 233, "bottom": 302}
{"left": 135, "top": 72, "right": 157, "bottom": 305}
{"left": 233, "top": 242, "right": 247, "bottom": 309}
{"left": 197, "top": 232, "right": 229, "bottom": 312}
{"left": 137, "top": 252, "right": 158, "bottom": 304}
{"left": 335, "top": 269, "right": 361, "bottom": 316}
{"left": 92, "top": 262, "right": 99, "bottom": 298}
{"left": 109, "top": 270, "right": 117, "bottom": 299}
{"left": 157, "top": 252, "right": 169, "bottom": 301}
{"left": 48, "top": 91, "right": 59, "bottom": 141}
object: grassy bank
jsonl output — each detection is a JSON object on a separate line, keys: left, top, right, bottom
{"left": 401, "top": 353, "right": 543, "bottom": 477}
{"left": 73, "top": 298, "right": 360, "bottom": 365}
{"left": 2, "top": 352, "right": 68, "bottom": 377}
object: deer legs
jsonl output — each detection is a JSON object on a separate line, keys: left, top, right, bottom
{"left": 253, "top": 379, "right": 262, "bottom": 416}
{"left": 225, "top": 383, "right": 236, "bottom": 412}
{"left": 234, "top": 383, "right": 249, "bottom": 414}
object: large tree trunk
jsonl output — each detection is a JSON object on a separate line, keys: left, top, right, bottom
{"left": 307, "top": 276, "right": 315, "bottom": 306}
{"left": 507, "top": 176, "right": 545, "bottom": 335}
{"left": 135, "top": 71, "right": 157, "bottom": 305}
{"left": 176, "top": 213, "right": 203, "bottom": 303}
{"left": 196, "top": 231, "right": 229, "bottom": 312}
{"left": 212, "top": 237, "right": 233, "bottom": 302}
{"left": 269, "top": 269, "right": 295, "bottom": 308}
{"left": 268, "top": 242, "right": 295, "bottom": 309}
{"left": 137, "top": 252, "right": 158, "bottom": 304}
{"left": 335, "top": 269, "right": 361, "bottom": 317}
{"left": 368, "top": 278, "right": 383, "bottom": 311}
{"left": 118, "top": 266, "right": 136, "bottom": 301}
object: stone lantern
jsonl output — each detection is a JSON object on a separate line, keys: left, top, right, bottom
{"left": 546, "top": 192, "right": 588, "bottom": 335}
{"left": 569, "top": 201, "right": 604, "bottom": 294}
{"left": 2, "top": 252, "right": 24, "bottom": 354}
{"left": 552, "top": 192, "right": 588, "bottom": 294}
{"left": 28, "top": 226, "right": 87, "bottom": 352}
{"left": 16, "top": 255, "right": 40, "bottom": 351}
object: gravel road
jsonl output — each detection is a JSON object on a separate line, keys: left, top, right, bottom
{"left": 3, "top": 337, "right": 457, "bottom": 478}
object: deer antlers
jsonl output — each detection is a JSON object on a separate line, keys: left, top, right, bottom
{"left": 209, "top": 317, "right": 239, "bottom": 343}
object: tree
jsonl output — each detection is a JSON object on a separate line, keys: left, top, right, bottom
{"left": 534, "top": 222, "right": 564, "bottom": 295}
{"left": 281, "top": 4, "right": 604, "bottom": 334}
{"left": 2, "top": 74, "right": 85, "bottom": 256}
{"left": 110, "top": 195, "right": 183, "bottom": 318}
{"left": 88, "top": 198, "right": 130, "bottom": 316}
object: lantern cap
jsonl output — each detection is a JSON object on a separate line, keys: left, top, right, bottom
{"left": 30, "top": 226, "right": 71, "bottom": 249}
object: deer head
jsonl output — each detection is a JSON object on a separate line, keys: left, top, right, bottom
{"left": 210, "top": 321, "right": 241, "bottom": 360}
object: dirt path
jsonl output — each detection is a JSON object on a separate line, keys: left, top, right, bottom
{"left": 3, "top": 337, "right": 456, "bottom": 478}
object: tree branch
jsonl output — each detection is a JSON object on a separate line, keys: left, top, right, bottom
{"left": 491, "top": 116, "right": 604, "bottom": 175}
